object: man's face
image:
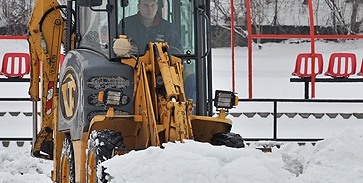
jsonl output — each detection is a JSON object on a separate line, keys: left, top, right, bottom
{"left": 138, "top": 0, "right": 158, "bottom": 21}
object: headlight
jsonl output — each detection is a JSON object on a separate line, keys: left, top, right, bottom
{"left": 214, "top": 90, "right": 238, "bottom": 109}
{"left": 98, "top": 89, "right": 123, "bottom": 107}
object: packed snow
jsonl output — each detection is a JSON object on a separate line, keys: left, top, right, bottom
{"left": 102, "top": 127, "right": 363, "bottom": 183}
{"left": 1, "top": 126, "right": 363, "bottom": 183}
{"left": 1, "top": 39, "right": 363, "bottom": 182}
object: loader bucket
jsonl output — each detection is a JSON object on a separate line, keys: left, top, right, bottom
{"left": 190, "top": 115, "right": 232, "bottom": 143}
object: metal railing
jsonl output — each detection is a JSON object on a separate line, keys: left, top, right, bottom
{"left": 237, "top": 98, "right": 363, "bottom": 143}
{"left": 0, "top": 77, "right": 33, "bottom": 145}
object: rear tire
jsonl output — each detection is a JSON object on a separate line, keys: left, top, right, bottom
{"left": 86, "top": 130, "right": 125, "bottom": 183}
{"left": 211, "top": 132, "right": 245, "bottom": 148}
{"left": 59, "top": 135, "right": 75, "bottom": 183}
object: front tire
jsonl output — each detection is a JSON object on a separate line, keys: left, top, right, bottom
{"left": 59, "top": 135, "right": 75, "bottom": 183}
{"left": 86, "top": 130, "right": 125, "bottom": 183}
{"left": 211, "top": 132, "right": 245, "bottom": 148}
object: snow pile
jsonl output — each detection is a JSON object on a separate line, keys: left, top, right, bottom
{"left": 281, "top": 126, "right": 363, "bottom": 182}
{"left": 102, "top": 125, "right": 363, "bottom": 183}
{"left": 2, "top": 120, "right": 362, "bottom": 182}
{"left": 0, "top": 125, "right": 362, "bottom": 183}
{"left": 0, "top": 143, "right": 52, "bottom": 183}
{"left": 102, "top": 141, "right": 290, "bottom": 183}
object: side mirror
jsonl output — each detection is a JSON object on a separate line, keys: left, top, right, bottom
{"left": 78, "top": 0, "right": 102, "bottom": 7}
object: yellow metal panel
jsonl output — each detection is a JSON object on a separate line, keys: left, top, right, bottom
{"left": 51, "top": 94, "right": 65, "bottom": 182}
{"left": 73, "top": 134, "right": 88, "bottom": 183}
{"left": 191, "top": 115, "right": 232, "bottom": 142}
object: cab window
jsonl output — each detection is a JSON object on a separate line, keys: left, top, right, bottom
{"left": 78, "top": 1, "right": 109, "bottom": 56}
{"left": 117, "top": 0, "right": 195, "bottom": 55}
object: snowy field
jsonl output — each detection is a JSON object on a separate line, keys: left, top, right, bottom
{"left": 1, "top": 39, "right": 363, "bottom": 182}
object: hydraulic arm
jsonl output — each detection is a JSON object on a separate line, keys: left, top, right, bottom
{"left": 131, "top": 42, "right": 194, "bottom": 144}
{"left": 27, "top": 0, "right": 64, "bottom": 159}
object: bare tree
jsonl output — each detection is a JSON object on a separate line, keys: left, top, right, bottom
{"left": 0, "top": 0, "right": 32, "bottom": 35}
{"left": 209, "top": 0, "right": 363, "bottom": 47}
{"left": 324, "top": 0, "right": 349, "bottom": 34}
{"left": 348, "top": 0, "right": 363, "bottom": 34}
{"left": 249, "top": 0, "right": 272, "bottom": 48}
{"left": 210, "top": 0, "right": 248, "bottom": 47}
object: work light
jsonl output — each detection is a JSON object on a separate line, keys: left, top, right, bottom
{"left": 214, "top": 90, "right": 238, "bottom": 109}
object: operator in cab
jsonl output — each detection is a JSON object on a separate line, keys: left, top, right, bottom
{"left": 120, "top": 0, "right": 183, "bottom": 54}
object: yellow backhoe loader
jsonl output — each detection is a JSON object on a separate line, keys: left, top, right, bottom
{"left": 27, "top": 0, "right": 244, "bottom": 182}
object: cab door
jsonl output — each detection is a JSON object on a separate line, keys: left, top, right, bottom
{"left": 164, "top": 0, "right": 212, "bottom": 116}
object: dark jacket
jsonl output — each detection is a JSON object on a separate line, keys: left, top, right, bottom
{"left": 120, "top": 12, "right": 183, "bottom": 54}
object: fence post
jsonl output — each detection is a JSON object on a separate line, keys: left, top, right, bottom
{"left": 273, "top": 100, "right": 277, "bottom": 141}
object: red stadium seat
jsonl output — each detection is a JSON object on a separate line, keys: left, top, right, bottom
{"left": 292, "top": 53, "right": 324, "bottom": 78}
{"left": 357, "top": 58, "right": 363, "bottom": 76}
{"left": 0, "top": 53, "right": 30, "bottom": 78}
{"left": 325, "top": 53, "right": 356, "bottom": 78}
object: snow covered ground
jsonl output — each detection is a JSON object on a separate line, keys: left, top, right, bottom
{"left": 1, "top": 126, "right": 363, "bottom": 183}
{"left": 1, "top": 39, "right": 363, "bottom": 182}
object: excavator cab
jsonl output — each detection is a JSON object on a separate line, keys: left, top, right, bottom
{"left": 73, "top": 0, "right": 212, "bottom": 115}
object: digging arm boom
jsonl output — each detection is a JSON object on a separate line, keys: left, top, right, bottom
{"left": 27, "top": 0, "right": 64, "bottom": 159}
{"left": 132, "top": 43, "right": 194, "bottom": 144}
